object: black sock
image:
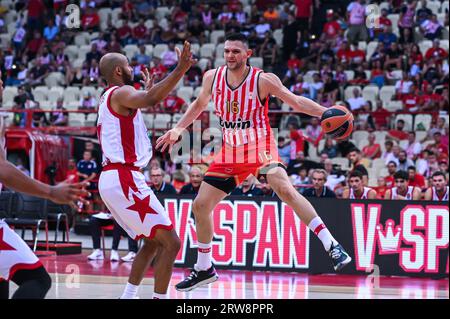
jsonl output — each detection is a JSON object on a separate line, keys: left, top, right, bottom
{"left": 0, "top": 280, "right": 9, "bottom": 299}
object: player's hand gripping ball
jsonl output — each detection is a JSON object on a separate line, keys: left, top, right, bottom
{"left": 320, "top": 105, "right": 354, "bottom": 140}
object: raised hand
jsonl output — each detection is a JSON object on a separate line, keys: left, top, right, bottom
{"left": 49, "top": 179, "right": 90, "bottom": 205}
{"left": 175, "top": 41, "right": 198, "bottom": 73}
{"left": 155, "top": 127, "right": 183, "bottom": 153}
{"left": 140, "top": 67, "right": 155, "bottom": 91}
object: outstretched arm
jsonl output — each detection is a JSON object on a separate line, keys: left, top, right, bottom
{"left": 259, "top": 72, "right": 327, "bottom": 118}
{"left": 155, "top": 69, "right": 215, "bottom": 152}
{"left": 113, "top": 41, "right": 197, "bottom": 109}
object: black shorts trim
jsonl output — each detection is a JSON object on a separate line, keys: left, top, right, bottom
{"left": 203, "top": 175, "right": 237, "bottom": 195}
{"left": 256, "top": 162, "right": 287, "bottom": 180}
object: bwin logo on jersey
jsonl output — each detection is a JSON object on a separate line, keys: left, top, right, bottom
{"left": 219, "top": 117, "right": 251, "bottom": 129}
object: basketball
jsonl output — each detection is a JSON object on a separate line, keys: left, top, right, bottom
{"left": 320, "top": 105, "right": 354, "bottom": 140}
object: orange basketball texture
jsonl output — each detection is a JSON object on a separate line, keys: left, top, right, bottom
{"left": 320, "top": 105, "right": 354, "bottom": 140}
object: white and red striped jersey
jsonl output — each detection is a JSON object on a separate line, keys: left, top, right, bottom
{"left": 391, "top": 186, "right": 415, "bottom": 200}
{"left": 431, "top": 186, "right": 449, "bottom": 201}
{"left": 211, "top": 65, "right": 271, "bottom": 147}
{"left": 350, "top": 187, "right": 372, "bottom": 199}
{"left": 97, "top": 86, "right": 152, "bottom": 169}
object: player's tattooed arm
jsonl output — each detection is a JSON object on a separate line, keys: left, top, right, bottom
{"left": 259, "top": 72, "right": 327, "bottom": 118}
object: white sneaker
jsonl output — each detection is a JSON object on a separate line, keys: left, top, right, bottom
{"left": 110, "top": 250, "right": 120, "bottom": 262}
{"left": 87, "top": 249, "right": 104, "bottom": 260}
{"left": 121, "top": 251, "right": 136, "bottom": 262}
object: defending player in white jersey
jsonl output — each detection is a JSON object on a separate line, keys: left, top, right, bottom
{"left": 156, "top": 33, "right": 351, "bottom": 292}
{"left": 0, "top": 72, "right": 88, "bottom": 299}
{"left": 97, "top": 42, "right": 195, "bottom": 299}
{"left": 424, "top": 171, "right": 449, "bottom": 201}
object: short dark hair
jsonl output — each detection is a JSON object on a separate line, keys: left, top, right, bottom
{"left": 432, "top": 171, "right": 446, "bottom": 179}
{"left": 397, "top": 119, "right": 405, "bottom": 124}
{"left": 385, "top": 140, "right": 394, "bottom": 147}
{"left": 349, "top": 170, "right": 363, "bottom": 179}
{"left": 409, "top": 131, "right": 415, "bottom": 136}
{"left": 388, "top": 161, "right": 397, "bottom": 167}
{"left": 407, "top": 166, "right": 416, "bottom": 171}
{"left": 225, "top": 33, "right": 248, "bottom": 46}
{"left": 394, "top": 170, "right": 408, "bottom": 180}
{"left": 349, "top": 148, "right": 361, "bottom": 154}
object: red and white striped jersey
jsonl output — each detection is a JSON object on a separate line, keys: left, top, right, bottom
{"left": 391, "top": 186, "right": 415, "bottom": 200}
{"left": 432, "top": 186, "right": 449, "bottom": 201}
{"left": 350, "top": 187, "right": 372, "bottom": 199}
{"left": 97, "top": 86, "right": 152, "bottom": 169}
{"left": 211, "top": 65, "right": 271, "bottom": 147}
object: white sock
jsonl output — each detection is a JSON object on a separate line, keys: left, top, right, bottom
{"left": 120, "top": 282, "right": 139, "bottom": 299}
{"left": 152, "top": 292, "right": 167, "bottom": 299}
{"left": 194, "top": 242, "right": 212, "bottom": 271}
{"left": 308, "top": 217, "right": 338, "bottom": 251}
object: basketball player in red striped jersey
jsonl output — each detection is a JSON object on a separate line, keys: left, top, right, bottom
{"left": 156, "top": 33, "right": 352, "bottom": 292}
{"left": 424, "top": 171, "right": 449, "bottom": 201}
{"left": 97, "top": 42, "right": 196, "bottom": 299}
{"left": 1, "top": 72, "right": 88, "bottom": 299}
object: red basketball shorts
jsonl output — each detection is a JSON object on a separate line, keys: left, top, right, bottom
{"left": 205, "top": 135, "right": 284, "bottom": 185}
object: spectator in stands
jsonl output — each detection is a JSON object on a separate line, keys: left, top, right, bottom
{"left": 186, "top": 18, "right": 206, "bottom": 46}
{"left": 421, "top": 14, "right": 443, "bottom": 40}
{"left": 407, "top": 166, "right": 427, "bottom": 190}
{"left": 381, "top": 140, "right": 395, "bottom": 164}
{"left": 161, "top": 42, "right": 178, "bottom": 71}
{"left": 416, "top": 0, "right": 432, "bottom": 25}
{"left": 348, "top": 148, "right": 369, "bottom": 185}
{"left": 66, "top": 158, "right": 80, "bottom": 183}
{"left": 150, "top": 168, "right": 177, "bottom": 194}
{"left": 79, "top": 91, "right": 97, "bottom": 111}
{"left": 117, "top": 19, "right": 133, "bottom": 46}
{"left": 398, "top": 0, "right": 416, "bottom": 44}
{"left": 323, "top": 159, "right": 346, "bottom": 192}
{"left": 85, "top": 43, "right": 102, "bottom": 66}
{"left": 278, "top": 136, "right": 291, "bottom": 165}
{"left": 159, "top": 90, "right": 187, "bottom": 113}
{"left": 378, "top": 25, "right": 398, "bottom": 48}
{"left": 346, "top": 0, "right": 368, "bottom": 43}
{"left": 372, "top": 100, "right": 391, "bottom": 129}
{"left": 321, "top": 10, "right": 341, "bottom": 43}
{"left": 303, "top": 169, "right": 336, "bottom": 198}
{"left": 179, "top": 166, "right": 204, "bottom": 196}
{"left": 343, "top": 171, "right": 377, "bottom": 199}
{"left": 134, "top": 44, "right": 151, "bottom": 66}
{"left": 404, "top": 131, "right": 422, "bottom": 161}
{"left": 27, "top": 0, "right": 46, "bottom": 31}
{"left": 425, "top": 39, "right": 448, "bottom": 67}
{"left": 77, "top": 150, "right": 98, "bottom": 213}
{"left": 362, "top": 133, "right": 382, "bottom": 160}
{"left": 121, "top": 0, "right": 136, "bottom": 22}
{"left": 87, "top": 215, "right": 138, "bottom": 262}
{"left": 385, "top": 170, "right": 422, "bottom": 200}
{"left": 347, "top": 87, "right": 366, "bottom": 111}
{"left": 385, "top": 42, "right": 403, "bottom": 70}
{"left": 375, "top": 177, "right": 388, "bottom": 199}
{"left": 291, "top": 166, "right": 310, "bottom": 193}
{"left": 81, "top": 6, "right": 100, "bottom": 32}
{"left": 184, "top": 63, "right": 203, "bottom": 88}
{"left": 320, "top": 137, "right": 339, "bottom": 159}
{"left": 424, "top": 171, "right": 449, "bottom": 201}
{"left": 287, "top": 150, "right": 321, "bottom": 176}
{"left": 259, "top": 31, "right": 278, "bottom": 67}
{"left": 31, "top": 103, "right": 48, "bottom": 128}
{"left": 387, "top": 119, "right": 409, "bottom": 141}
{"left": 24, "top": 31, "right": 46, "bottom": 61}
{"left": 231, "top": 175, "right": 263, "bottom": 197}
{"left": 43, "top": 19, "right": 59, "bottom": 42}
{"left": 426, "top": 132, "right": 449, "bottom": 159}
{"left": 397, "top": 150, "right": 415, "bottom": 172}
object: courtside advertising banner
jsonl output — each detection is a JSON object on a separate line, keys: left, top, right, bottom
{"left": 158, "top": 195, "right": 448, "bottom": 278}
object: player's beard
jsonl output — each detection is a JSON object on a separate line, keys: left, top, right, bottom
{"left": 121, "top": 67, "right": 134, "bottom": 86}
